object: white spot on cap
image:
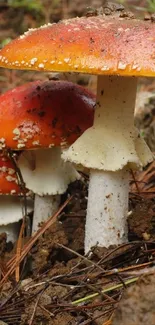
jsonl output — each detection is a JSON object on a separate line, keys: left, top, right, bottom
{"left": 8, "top": 168, "right": 15, "bottom": 175}
{"left": 118, "top": 62, "right": 127, "bottom": 70}
{"left": 0, "top": 138, "right": 5, "bottom": 143}
{"left": 64, "top": 58, "right": 70, "bottom": 63}
{"left": 0, "top": 144, "right": 5, "bottom": 149}
{"left": 11, "top": 190, "right": 16, "bottom": 194}
{"left": 1, "top": 166, "right": 7, "bottom": 173}
{"left": 132, "top": 63, "right": 140, "bottom": 70}
{"left": 17, "top": 143, "right": 26, "bottom": 149}
{"left": 101, "top": 66, "right": 109, "bottom": 71}
{"left": 13, "top": 128, "right": 20, "bottom": 136}
{"left": 38, "top": 63, "right": 44, "bottom": 68}
{"left": 30, "top": 58, "right": 38, "bottom": 65}
{"left": 6, "top": 175, "right": 16, "bottom": 182}
{"left": 32, "top": 140, "right": 40, "bottom": 146}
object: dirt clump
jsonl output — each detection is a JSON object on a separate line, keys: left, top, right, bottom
{"left": 112, "top": 273, "right": 155, "bottom": 325}
{"left": 128, "top": 197, "right": 155, "bottom": 240}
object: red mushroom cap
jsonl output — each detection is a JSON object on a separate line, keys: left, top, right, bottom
{"left": 0, "top": 80, "right": 95, "bottom": 150}
{"left": 0, "top": 16, "right": 154, "bottom": 77}
{"left": 0, "top": 153, "right": 21, "bottom": 195}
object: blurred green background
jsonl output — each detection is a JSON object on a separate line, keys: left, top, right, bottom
{"left": 0, "top": 0, "right": 154, "bottom": 47}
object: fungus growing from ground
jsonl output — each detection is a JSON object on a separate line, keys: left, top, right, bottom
{"left": 0, "top": 14, "right": 154, "bottom": 251}
{"left": 0, "top": 80, "right": 95, "bottom": 232}
{"left": 0, "top": 152, "right": 33, "bottom": 242}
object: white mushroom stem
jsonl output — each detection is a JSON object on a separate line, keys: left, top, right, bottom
{"left": 85, "top": 168, "right": 129, "bottom": 252}
{"left": 85, "top": 76, "right": 137, "bottom": 251}
{"left": 33, "top": 194, "right": 60, "bottom": 233}
{"left": 62, "top": 75, "right": 153, "bottom": 252}
{"left": 18, "top": 147, "right": 80, "bottom": 233}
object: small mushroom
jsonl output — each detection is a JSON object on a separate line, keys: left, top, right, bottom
{"left": 0, "top": 15, "right": 154, "bottom": 251}
{"left": 0, "top": 152, "right": 33, "bottom": 242}
{"left": 0, "top": 80, "right": 95, "bottom": 232}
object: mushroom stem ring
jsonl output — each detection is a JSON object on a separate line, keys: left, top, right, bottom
{"left": 63, "top": 76, "right": 153, "bottom": 252}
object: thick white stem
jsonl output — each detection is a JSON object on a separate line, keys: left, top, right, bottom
{"left": 85, "top": 168, "right": 129, "bottom": 252}
{"left": 32, "top": 194, "right": 60, "bottom": 233}
{"left": 63, "top": 76, "right": 153, "bottom": 252}
{"left": 84, "top": 76, "right": 138, "bottom": 252}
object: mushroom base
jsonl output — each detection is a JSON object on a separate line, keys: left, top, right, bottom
{"left": 33, "top": 194, "right": 60, "bottom": 232}
{"left": 85, "top": 168, "right": 129, "bottom": 253}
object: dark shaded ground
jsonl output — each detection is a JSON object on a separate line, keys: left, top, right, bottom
{"left": 112, "top": 273, "right": 155, "bottom": 325}
{"left": 0, "top": 177, "right": 155, "bottom": 324}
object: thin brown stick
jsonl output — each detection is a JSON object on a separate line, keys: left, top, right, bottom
{"left": 0, "top": 196, "right": 73, "bottom": 288}
{"left": 15, "top": 220, "right": 25, "bottom": 282}
{"left": 130, "top": 168, "right": 140, "bottom": 194}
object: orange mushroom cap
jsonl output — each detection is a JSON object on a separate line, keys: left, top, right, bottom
{"left": 0, "top": 153, "right": 21, "bottom": 195}
{"left": 0, "top": 80, "right": 95, "bottom": 150}
{"left": 0, "top": 16, "right": 154, "bottom": 77}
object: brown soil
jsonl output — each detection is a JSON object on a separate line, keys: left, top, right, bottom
{"left": 112, "top": 273, "right": 155, "bottom": 325}
{"left": 1, "top": 180, "right": 155, "bottom": 324}
{"left": 128, "top": 196, "right": 155, "bottom": 240}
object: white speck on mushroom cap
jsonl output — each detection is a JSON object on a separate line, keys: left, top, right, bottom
{"left": 1, "top": 166, "right": 7, "bottom": 173}
{"left": 30, "top": 57, "right": 38, "bottom": 65}
{"left": 101, "top": 66, "right": 110, "bottom": 71}
{"left": 0, "top": 138, "right": 5, "bottom": 143}
{"left": 10, "top": 189, "right": 16, "bottom": 194}
{"left": 6, "top": 175, "right": 16, "bottom": 182}
{"left": 38, "top": 63, "right": 44, "bottom": 68}
{"left": 118, "top": 62, "right": 127, "bottom": 70}
{"left": 17, "top": 143, "right": 26, "bottom": 149}
{"left": 8, "top": 168, "right": 15, "bottom": 175}
{"left": 18, "top": 139, "right": 26, "bottom": 143}
{"left": 13, "top": 128, "right": 21, "bottom": 136}
{"left": 0, "top": 138, "right": 6, "bottom": 149}
{"left": 64, "top": 58, "right": 70, "bottom": 63}
{"left": 32, "top": 140, "right": 40, "bottom": 146}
